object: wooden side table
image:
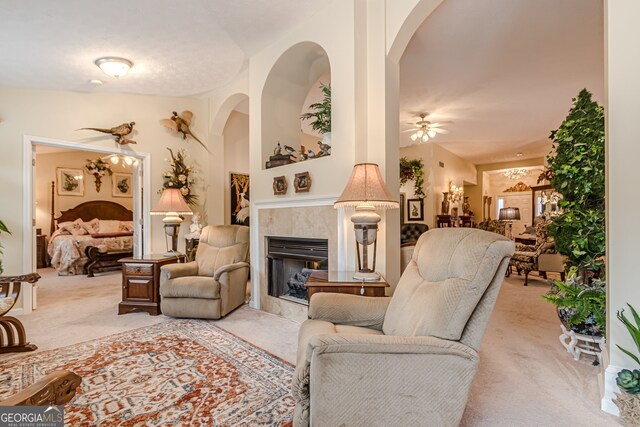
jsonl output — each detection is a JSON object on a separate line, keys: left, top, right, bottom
{"left": 118, "top": 254, "right": 185, "bottom": 316}
{"left": 306, "top": 271, "right": 389, "bottom": 302}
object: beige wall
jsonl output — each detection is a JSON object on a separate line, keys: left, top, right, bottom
{"left": 400, "top": 143, "right": 477, "bottom": 228}
{"left": 35, "top": 150, "right": 134, "bottom": 234}
{"left": 223, "top": 111, "right": 249, "bottom": 225}
{"left": 0, "top": 86, "right": 210, "bottom": 276}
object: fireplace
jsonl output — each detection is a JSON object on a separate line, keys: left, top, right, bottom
{"left": 266, "top": 236, "right": 328, "bottom": 304}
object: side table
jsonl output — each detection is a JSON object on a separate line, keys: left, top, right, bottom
{"left": 306, "top": 271, "right": 389, "bottom": 302}
{"left": 118, "top": 254, "right": 185, "bottom": 315}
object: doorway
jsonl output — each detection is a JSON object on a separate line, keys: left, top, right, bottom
{"left": 22, "top": 135, "right": 151, "bottom": 313}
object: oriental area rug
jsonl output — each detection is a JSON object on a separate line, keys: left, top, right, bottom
{"left": 0, "top": 320, "right": 294, "bottom": 426}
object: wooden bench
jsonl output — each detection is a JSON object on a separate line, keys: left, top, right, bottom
{"left": 84, "top": 246, "right": 132, "bottom": 277}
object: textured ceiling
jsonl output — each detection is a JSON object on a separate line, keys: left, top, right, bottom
{"left": 0, "top": 0, "right": 328, "bottom": 96}
{"left": 399, "top": 0, "right": 604, "bottom": 164}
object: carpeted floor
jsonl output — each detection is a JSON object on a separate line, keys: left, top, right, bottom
{"left": 0, "top": 320, "right": 293, "bottom": 426}
{"left": 3, "top": 267, "right": 619, "bottom": 426}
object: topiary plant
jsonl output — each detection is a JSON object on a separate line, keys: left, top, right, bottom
{"left": 300, "top": 83, "right": 331, "bottom": 134}
{"left": 0, "top": 220, "right": 10, "bottom": 275}
{"left": 399, "top": 157, "right": 425, "bottom": 199}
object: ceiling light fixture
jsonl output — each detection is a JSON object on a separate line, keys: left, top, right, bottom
{"left": 503, "top": 168, "right": 527, "bottom": 180}
{"left": 105, "top": 154, "right": 138, "bottom": 167}
{"left": 408, "top": 114, "right": 447, "bottom": 143}
{"left": 95, "top": 57, "right": 133, "bottom": 78}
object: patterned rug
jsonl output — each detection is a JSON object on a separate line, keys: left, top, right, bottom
{"left": 0, "top": 320, "right": 294, "bottom": 426}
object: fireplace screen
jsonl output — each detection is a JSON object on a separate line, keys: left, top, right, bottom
{"left": 266, "top": 236, "right": 328, "bottom": 304}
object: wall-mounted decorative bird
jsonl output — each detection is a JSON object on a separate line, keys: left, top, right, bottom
{"left": 78, "top": 122, "right": 136, "bottom": 145}
{"left": 160, "top": 111, "right": 209, "bottom": 152}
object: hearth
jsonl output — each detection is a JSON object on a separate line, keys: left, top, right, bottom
{"left": 266, "top": 236, "right": 328, "bottom": 304}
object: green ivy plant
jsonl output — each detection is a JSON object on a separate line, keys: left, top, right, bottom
{"left": 399, "top": 157, "right": 425, "bottom": 199}
{"left": 0, "top": 220, "right": 10, "bottom": 275}
{"left": 300, "top": 83, "right": 331, "bottom": 134}
{"left": 616, "top": 304, "right": 640, "bottom": 394}
{"left": 546, "top": 88, "right": 605, "bottom": 277}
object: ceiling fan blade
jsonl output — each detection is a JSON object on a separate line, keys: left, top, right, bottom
{"left": 434, "top": 128, "right": 450, "bottom": 134}
{"left": 401, "top": 129, "right": 416, "bottom": 133}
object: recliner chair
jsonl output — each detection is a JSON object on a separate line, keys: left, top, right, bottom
{"left": 159, "top": 225, "right": 250, "bottom": 319}
{"left": 292, "top": 228, "right": 514, "bottom": 426}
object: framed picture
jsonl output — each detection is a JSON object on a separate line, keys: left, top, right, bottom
{"left": 273, "top": 176, "right": 287, "bottom": 195}
{"left": 407, "top": 198, "right": 424, "bottom": 221}
{"left": 400, "top": 192, "right": 406, "bottom": 224}
{"left": 294, "top": 171, "right": 312, "bottom": 193}
{"left": 230, "top": 172, "right": 250, "bottom": 226}
{"left": 112, "top": 173, "right": 133, "bottom": 197}
{"left": 56, "top": 168, "right": 84, "bottom": 196}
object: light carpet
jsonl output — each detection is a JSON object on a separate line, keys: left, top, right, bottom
{"left": 0, "top": 320, "right": 294, "bottom": 426}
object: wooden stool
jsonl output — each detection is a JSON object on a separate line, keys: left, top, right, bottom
{"left": 0, "top": 273, "right": 40, "bottom": 353}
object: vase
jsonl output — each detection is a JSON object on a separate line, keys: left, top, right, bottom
{"left": 462, "top": 197, "right": 471, "bottom": 215}
{"left": 441, "top": 192, "right": 450, "bottom": 215}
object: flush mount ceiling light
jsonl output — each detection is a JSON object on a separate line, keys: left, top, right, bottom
{"left": 404, "top": 114, "right": 449, "bottom": 143}
{"left": 95, "top": 57, "right": 133, "bottom": 78}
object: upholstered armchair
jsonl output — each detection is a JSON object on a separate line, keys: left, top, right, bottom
{"left": 477, "top": 219, "right": 507, "bottom": 236}
{"left": 292, "top": 229, "right": 515, "bottom": 426}
{"left": 159, "top": 225, "right": 250, "bottom": 319}
{"left": 509, "top": 220, "right": 558, "bottom": 285}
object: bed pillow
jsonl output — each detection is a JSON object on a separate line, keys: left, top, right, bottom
{"left": 120, "top": 221, "right": 134, "bottom": 232}
{"left": 57, "top": 219, "right": 88, "bottom": 236}
{"left": 80, "top": 218, "right": 100, "bottom": 234}
{"left": 98, "top": 220, "right": 121, "bottom": 233}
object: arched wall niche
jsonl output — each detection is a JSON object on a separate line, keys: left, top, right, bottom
{"left": 261, "top": 41, "right": 331, "bottom": 168}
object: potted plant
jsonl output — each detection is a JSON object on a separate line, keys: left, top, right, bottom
{"left": 614, "top": 304, "right": 640, "bottom": 425}
{"left": 0, "top": 220, "right": 10, "bottom": 275}
{"left": 399, "top": 157, "right": 425, "bottom": 199}
{"left": 542, "top": 89, "right": 606, "bottom": 334}
{"left": 300, "top": 82, "right": 331, "bottom": 145}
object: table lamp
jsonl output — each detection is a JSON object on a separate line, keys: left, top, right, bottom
{"left": 499, "top": 207, "right": 520, "bottom": 240}
{"left": 334, "top": 163, "right": 399, "bottom": 281}
{"left": 151, "top": 188, "right": 193, "bottom": 255}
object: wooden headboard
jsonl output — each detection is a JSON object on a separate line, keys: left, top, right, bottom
{"left": 52, "top": 201, "right": 133, "bottom": 235}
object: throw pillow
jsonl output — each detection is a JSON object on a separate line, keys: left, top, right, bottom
{"left": 98, "top": 220, "right": 121, "bottom": 234}
{"left": 80, "top": 218, "right": 100, "bottom": 234}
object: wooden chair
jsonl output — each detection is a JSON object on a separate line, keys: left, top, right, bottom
{"left": 0, "top": 273, "right": 40, "bottom": 353}
{"left": 0, "top": 370, "right": 81, "bottom": 406}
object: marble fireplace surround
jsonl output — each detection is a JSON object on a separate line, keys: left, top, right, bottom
{"left": 250, "top": 197, "right": 348, "bottom": 323}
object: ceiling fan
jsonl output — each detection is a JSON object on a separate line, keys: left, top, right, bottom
{"left": 402, "top": 113, "right": 449, "bottom": 143}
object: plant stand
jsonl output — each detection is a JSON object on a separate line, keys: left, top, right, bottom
{"left": 559, "top": 324, "right": 605, "bottom": 363}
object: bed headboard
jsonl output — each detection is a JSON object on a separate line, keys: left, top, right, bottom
{"left": 52, "top": 201, "right": 133, "bottom": 235}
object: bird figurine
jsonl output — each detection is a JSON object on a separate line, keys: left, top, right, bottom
{"left": 284, "top": 145, "right": 297, "bottom": 159}
{"left": 78, "top": 122, "right": 136, "bottom": 145}
{"left": 274, "top": 142, "right": 283, "bottom": 156}
{"left": 299, "top": 145, "right": 308, "bottom": 161}
{"left": 317, "top": 141, "right": 331, "bottom": 156}
{"left": 307, "top": 149, "right": 317, "bottom": 158}
{"left": 160, "top": 111, "right": 209, "bottom": 152}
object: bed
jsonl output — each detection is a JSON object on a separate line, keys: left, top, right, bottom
{"left": 47, "top": 201, "right": 134, "bottom": 276}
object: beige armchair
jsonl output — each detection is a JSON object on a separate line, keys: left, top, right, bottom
{"left": 160, "top": 225, "right": 250, "bottom": 319}
{"left": 292, "top": 228, "right": 514, "bottom": 426}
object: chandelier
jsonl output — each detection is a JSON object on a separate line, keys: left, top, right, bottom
{"left": 410, "top": 114, "right": 438, "bottom": 143}
{"left": 503, "top": 168, "right": 527, "bottom": 180}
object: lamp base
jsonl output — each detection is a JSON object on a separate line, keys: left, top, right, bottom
{"left": 353, "top": 271, "right": 381, "bottom": 282}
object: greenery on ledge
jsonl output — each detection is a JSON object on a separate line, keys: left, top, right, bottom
{"left": 399, "top": 157, "right": 425, "bottom": 199}
{"left": 300, "top": 83, "right": 331, "bottom": 134}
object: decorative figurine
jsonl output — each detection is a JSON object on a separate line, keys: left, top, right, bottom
{"left": 78, "top": 122, "right": 136, "bottom": 145}
{"left": 284, "top": 144, "right": 298, "bottom": 159}
{"left": 317, "top": 140, "right": 331, "bottom": 156}
{"left": 299, "top": 145, "right": 308, "bottom": 161}
{"left": 160, "top": 111, "right": 208, "bottom": 152}
{"left": 185, "top": 213, "right": 203, "bottom": 240}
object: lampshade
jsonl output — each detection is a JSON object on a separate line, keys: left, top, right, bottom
{"left": 334, "top": 163, "right": 399, "bottom": 209}
{"left": 151, "top": 188, "right": 192, "bottom": 216}
{"left": 95, "top": 57, "right": 133, "bottom": 78}
{"left": 499, "top": 207, "right": 521, "bottom": 221}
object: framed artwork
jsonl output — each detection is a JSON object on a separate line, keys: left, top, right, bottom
{"left": 112, "top": 173, "right": 133, "bottom": 197}
{"left": 294, "top": 171, "right": 312, "bottom": 193}
{"left": 273, "top": 176, "right": 287, "bottom": 195}
{"left": 407, "top": 198, "right": 424, "bottom": 221}
{"left": 56, "top": 168, "right": 84, "bottom": 196}
{"left": 230, "top": 172, "right": 250, "bottom": 226}
{"left": 400, "top": 192, "right": 406, "bottom": 224}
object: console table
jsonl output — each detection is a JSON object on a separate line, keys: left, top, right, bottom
{"left": 306, "top": 271, "right": 389, "bottom": 301}
{"left": 118, "top": 254, "right": 185, "bottom": 315}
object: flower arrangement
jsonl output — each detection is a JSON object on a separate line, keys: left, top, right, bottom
{"left": 162, "top": 148, "right": 197, "bottom": 206}
{"left": 84, "top": 158, "right": 112, "bottom": 192}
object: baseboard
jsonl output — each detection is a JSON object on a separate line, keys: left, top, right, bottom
{"left": 601, "top": 363, "right": 621, "bottom": 416}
